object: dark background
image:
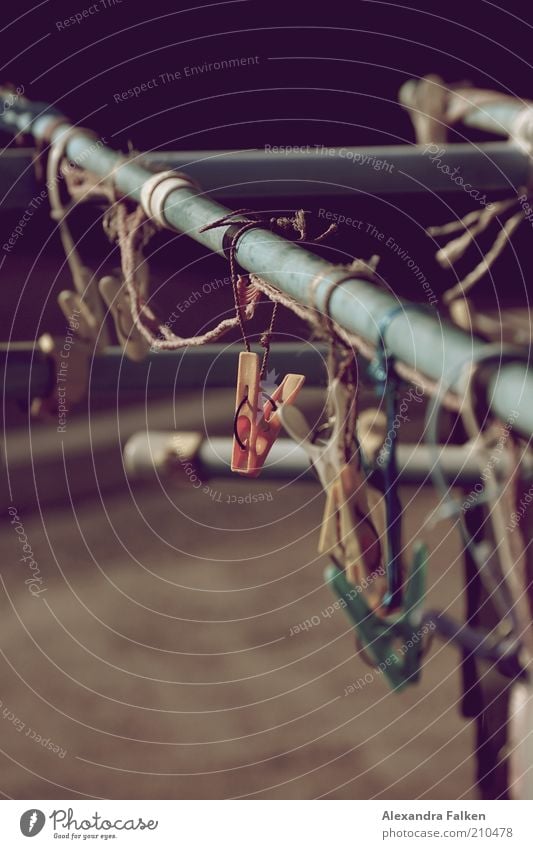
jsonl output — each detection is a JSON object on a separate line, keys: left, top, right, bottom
{"left": 1, "top": 0, "right": 531, "bottom": 349}
{"left": 0, "top": 0, "right": 530, "bottom": 802}
{"left": 6, "top": 0, "right": 533, "bottom": 150}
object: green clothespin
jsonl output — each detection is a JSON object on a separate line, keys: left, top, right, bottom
{"left": 325, "top": 541, "right": 429, "bottom": 692}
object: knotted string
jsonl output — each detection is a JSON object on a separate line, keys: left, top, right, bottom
{"left": 428, "top": 192, "right": 528, "bottom": 306}
{"left": 46, "top": 125, "right": 115, "bottom": 348}
{"left": 104, "top": 203, "right": 262, "bottom": 351}
{"left": 200, "top": 208, "right": 336, "bottom": 377}
{"left": 401, "top": 77, "right": 533, "bottom": 307}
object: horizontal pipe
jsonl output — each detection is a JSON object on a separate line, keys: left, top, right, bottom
{"left": 452, "top": 91, "right": 529, "bottom": 140}
{"left": 0, "top": 142, "right": 528, "bottom": 208}
{"left": 400, "top": 78, "right": 533, "bottom": 145}
{"left": 199, "top": 438, "right": 489, "bottom": 485}
{"left": 1, "top": 92, "right": 532, "bottom": 437}
{"left": 147, "top": 144, "right": 528, "bottom": 195}
{"left": 91, "top": 343, "right": 329, "bottom": 392}
{"left": 0, "top": 342, "right": 55, "bottom": 399}
{"left": 0, "top": 151, "right": 42, "bottom": 210}
{"left": 202, "top": 438, "right": 533, "bottom": 485}
{"left": 1, "top": 343, "right": 329, "bottom": 399}
{"left": 124, "top": 432, "right": 533, "bottom": 486}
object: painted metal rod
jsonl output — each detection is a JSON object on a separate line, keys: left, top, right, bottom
{"left": 400, "top": 78, "right": 533, "bottom": 144}
{"left": 200, "top": 438, "right": 533, "bottom": 485}
{"left": 1, "top": 92, "right": 532, "bottom": 437}
{"left": 0, "top": 343, "right": 329, "bottom": 399}
{"left": 124, "top": 432, "right": 533, "bottom": 486}
{"left": 144, "top": 144, "right": 528, "bottom": 195}
{"left": 450, "top": 90, "right": 530, "bottom": 140}
{"left": 1, "top": 342, "right": 54, "bottom": 399}
{"left": 200, "top": 438, "right": 476, "bottom": 484}
{"left": 0, "top": 142, "right": 528, "bottom": 208}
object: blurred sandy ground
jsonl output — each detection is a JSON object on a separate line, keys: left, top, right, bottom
{"left": 0, "top": 391, "right": 476, "bottom": 800}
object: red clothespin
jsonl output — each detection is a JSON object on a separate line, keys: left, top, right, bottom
{"left": 232, "top": 351, "right": 305, "bottom": 477}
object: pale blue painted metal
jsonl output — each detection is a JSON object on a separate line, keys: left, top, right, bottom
{"left": 1, "top": 91, "right": 532, "bottom": 437}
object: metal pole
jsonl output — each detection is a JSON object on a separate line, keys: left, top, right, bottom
{"left": 400, "top": 79, "right": 533, "bottom": 142}
{"left": 147, "top": 144, "right": 528, "bottom": 195}
{"left": 200, "top": 437, "right": 533, "bottom": 485}
{"left": 1, "top": 93, "right": 532, "bottom": 437}
{"left": 0, "top": 142, "right": 528, "bottom": 208}
{"left": 124, "top": 433, "right": 533, "bottom": 486}
{"left": 0, "top": 343, "right": 330, "bottom": 399}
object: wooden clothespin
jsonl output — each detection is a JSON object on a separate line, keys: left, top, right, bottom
{"left": 47, "top": 132, "right": 112, "bottom": 352}
{"left": 232, "top": 351, "right": 304, "bottom": 477}
{"left": 57, "top": 290, "right": 107, "bottom": 352}
{"left": 318, "top": 462, "right": 384, "bottom": 600}
{"left": 98, "top": 273, "right": 156, "bottom": 362}
{"left": 280, "top": 380, "right": 387, "bottom": 606}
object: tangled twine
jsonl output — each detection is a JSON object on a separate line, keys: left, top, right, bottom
{"left": 250, "top": 261, "right": 462, "bottom": 410}
{"left": 428, "top": 192, "right": 529, "bottom": 306}
{"left": 406, "top": 78, "right": 533, "bottom": 308}
{"left": 104, "top": 203, "right": 263, "bottom": 350}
